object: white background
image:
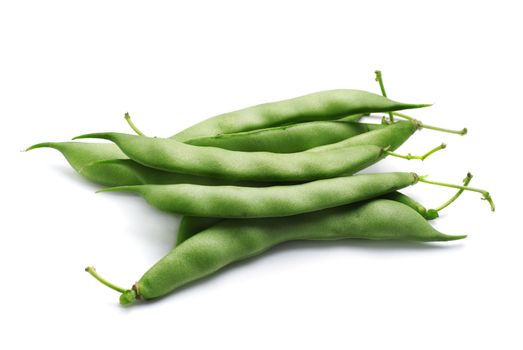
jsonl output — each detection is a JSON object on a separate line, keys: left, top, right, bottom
{"left": 1, "top": 1, "right": 521, "bottom": 349}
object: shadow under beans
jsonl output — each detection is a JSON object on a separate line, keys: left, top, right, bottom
{"left": 130, "top": 238, "right": 464, "bottom": 308}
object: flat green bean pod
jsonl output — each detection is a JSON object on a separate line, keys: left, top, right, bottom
{"left": 73, "top": 133, "right": 385, "bottom": 181}
{"left": 99, "top": 172, "right": 419, "bottom": 218}
{"left": 111, "top": 199, "right": 465, "bottom": 304}
{"left": 186, "top": 121, "right": 384, "bottom": 153}
{"left": 171, "top": 89, "right": 429, "bottom": 141}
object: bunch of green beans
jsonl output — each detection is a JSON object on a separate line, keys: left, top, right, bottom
{"left": 27, "top": 72, "right": 493, "bottom": 306}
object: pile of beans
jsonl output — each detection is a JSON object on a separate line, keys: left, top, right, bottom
{"left": 28, "top": 72, "right": 493, "bottom": 305}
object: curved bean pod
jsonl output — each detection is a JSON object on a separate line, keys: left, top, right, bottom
{"left": 73, "top": 133, "right": 385, "bottom": 181}
{"left": 99, "top": 172, "right": 418, "bottom": 218}
{"left": 171, "top": 89, "right": 429, "bottom": 141}
{"left": 186, "top": 121, "right": 384, "bottom": 153}
{"left": 121, "top": 199, "right": 465, "bottom": 303}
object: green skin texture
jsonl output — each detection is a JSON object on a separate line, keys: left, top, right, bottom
{"left": 380, "top": 191, "right": 429, "bottom": 219}
{"left": 125, "top": 199, "right": 465, "bottom": 303}
{"left": 73, "top": 133, "right": 386, "bottom": 182}
{"left": 308, "top": 120, "right": 417, "bottom": 152}
{"left": 186, "top": 121, "right": 384, "bottom": 153}
{"left": 175, "top": 190, "right": 432, "bottom": 246}
{"left": 82, "top": 159, "right": 271, "bottom": 187}
{"left": 170, "top": 89, "right": 428, "bottom": 141}
{"left": 176, "top": 217, "right": 223, "bottom": 246}
{"left": 100, "top": 172, "right": 419, "bottom": 218}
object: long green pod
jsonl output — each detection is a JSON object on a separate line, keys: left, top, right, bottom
{"left": 73, "top": 133, "right": 385, "bottom": 181}
{"left": 115, "top": 199, "right": 465, "bottom": 304}
{"left": 174, "top": 189, "right": 431, "bottom": 246}
{"left": 186, "top": 121, "right": 384, "bottom": 153}
{"left": 171, "top": 89, "right": 429, "bottom": 141}
{"left": 98, "top": 172, "right": 418, "bottom": 218}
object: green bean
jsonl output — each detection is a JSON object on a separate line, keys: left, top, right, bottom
{"left": 174, "top": 190, "right": 429, "bottom": 246}
{"left": 27, "top": 118, "right": 394, "bottom": 185}
{"left": 170, "top": 89, "right": 429, "bottom": 141}
{"left": 73, "top": 132, "right": 386, "bottom": 181}
{"left": 85, "top": 199, "right": 465, "bottom": 304}
{"left": 72, "top": 118, "right": 426, "bottom": 182}
{"left": 98, "top": 172, "right": 419, "bottom": 218}
{"left": 27, "top": 119, "right": 408, "bottom": 186}
{"left": 185, "top": 121, "right": 384, "bottom": 153}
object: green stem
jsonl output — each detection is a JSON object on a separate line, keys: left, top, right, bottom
{"left": 387, "top": 143, "right": 446, "bottom": 161}
{"left": 418, "top": 176, "right": 494, "bottom": 211}
{"left": 85, "top": 266, "right": 127, "bottom": 293}
{"left": 124, "top": 113, "right": 146, "bottom": 136}
{"left": 434, "top": 172, "right": 473, "bottom": 212}
{"left": 393, "top": 112, "right": 467, "bottom": 135}
{"left": 374, "top": 70, "right": 394, "bottom": 122}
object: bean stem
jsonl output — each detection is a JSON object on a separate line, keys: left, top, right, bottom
{"left": 85, "top": 266, "right": 126, "bottom": 293}
{"left": 433, "top": 172, "right": 473, "bottom": 212}
{"left": 124, "top": 113, "right": 146, "bottom": 136}
{"left": 387, "top": 143, "right": 446, "bottom": 161}
{"left": 418, "top": 176, "right": 494, "bottom": 211}
{"left": 374, "top": 70, "right": 394, "bottom": 122}
{"left": 393, "top": 112, "right": 467, "bottom": 135}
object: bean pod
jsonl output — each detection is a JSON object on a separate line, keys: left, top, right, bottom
{"left": 73, "top": 133, "right": 386, "bottom": 181}
{"left": 171, "top": 89, "right": 428, "bottom": 141}
{"left": 120, "top": 199, "right": 465, "bottom": 304}
{"left": 100, "top": 172, "right": 419, "bottom": 218}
